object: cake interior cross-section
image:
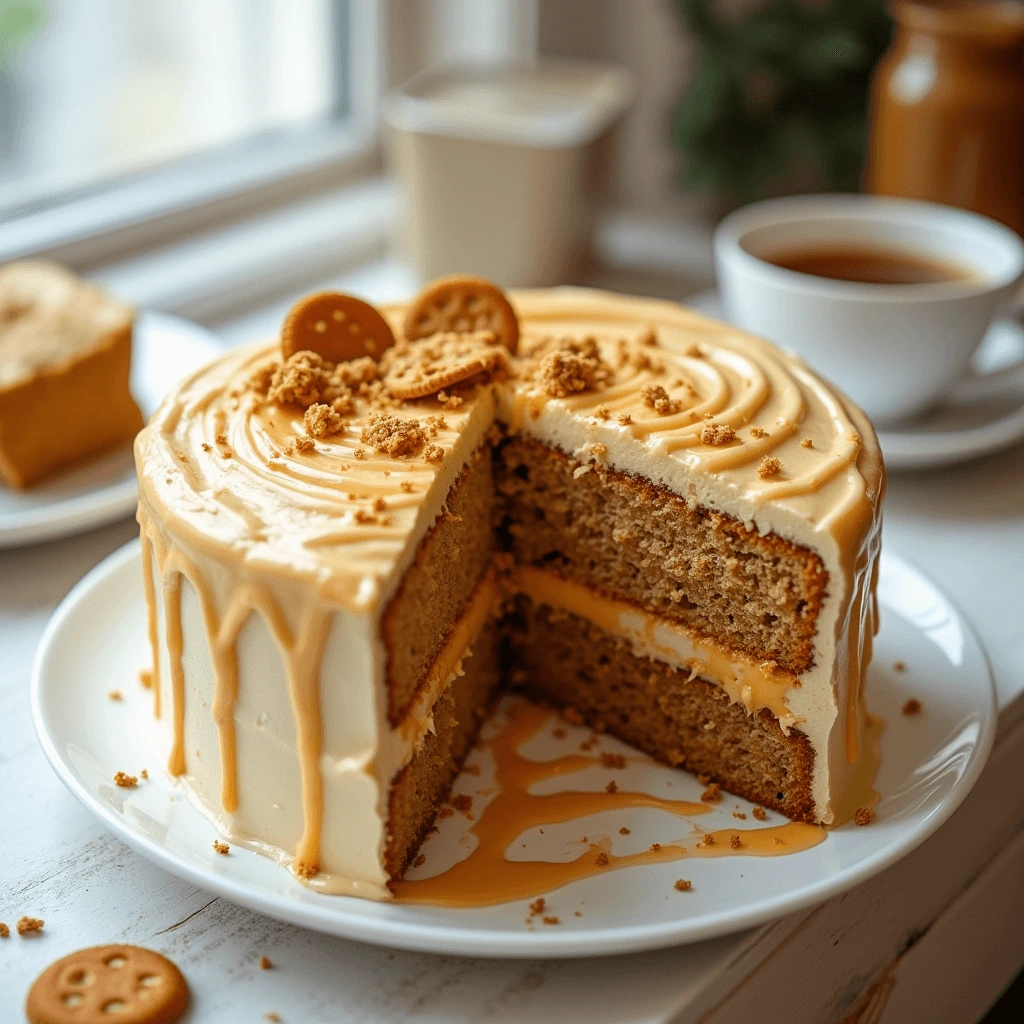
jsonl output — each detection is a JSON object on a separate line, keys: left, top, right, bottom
{"left": 133, "top": 277, "right": 885, "bottom": 901}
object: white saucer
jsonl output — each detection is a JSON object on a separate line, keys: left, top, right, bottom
{"left": 32, "top": 541, "right": 995, "bottom": 957}
{"left": 0, "top": 312, "right": 221, "bottom": 548}
{"left": 687, "top": 290, "right": 1024, "bottom": 471}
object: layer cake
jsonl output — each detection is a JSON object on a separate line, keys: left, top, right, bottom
{"left": 134, "top": 281, "right": 884, "bottom": 898}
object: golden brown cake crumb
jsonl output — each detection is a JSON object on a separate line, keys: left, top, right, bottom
{"left": 605, "top": 780, "right": 618, "bottom": 794}
{"left": 538, "top": 337, "right": 611, "bottom": 397}
{"left": 452, "top": 794, "right": 473, "bottom": 817}
{"left": 303, "top": 402, "right": 345, "bottom": 439}
{"left": 114, "top": 771, "right": 137, "bottom": 789}
{"left": 854, "top": 807, "right": 875, "bottom": 826}
{"left": 701, "top": 833, "right": 715, "bottom": 846}
{"left": 528, "top": 898, "right": 546, "bottom": 917}
{"left": 424, "top": 444, "right": 445, "bottom": 464}
{"left": 264, "top": 1014, "right": 281, "bottom": 1023}
{"left": 729, "top": 834, "right": 742, "bottom": 849}
{"left": 542, "top": 916, "right": 560, "bottom": 925}
{"left": 616, "top": 412, "right": 632, "bottom": 426}
{"left": 138, "top": 669, "right": 152, "bottom": 689}
{"left": 259, "top": 956, "right": 273, "bottom": 970}
{"left": 213, "top": 840, "right": 230, "bottom": 855}
{"left": 893, "top": 660, "right": 906, "bottom": 672}
{"left": 412, "top": 854, "right": 426, "bottom": 868}
{"left": 140, "top": 769, "right": 149, "bottom": 780}
{"left": 674, "top": 879, "right": 692, "bottom": 892}
{"left": 701, "top": 783, "right": 722, "bottom": 803}
{"left": 437, "top": 806, "right": 454, "bottom": 820}
{"left": 733, "top": 810, "right": 747, "bottom": 820}
{"left": 649, "top": 843, "right": 661, "bottom": 852}
{"left": 108, "top": 690, "right": 123, "bottom": 701}
{"left": 360, "top": 413, "right": 427, "bottom": 457}
{"left": 619, "top": 826, "right": 631, "bottom": 835}
{"left": 595, "top": 852, "right": 609, "bottom": 867}
{"left": 17, "top": 916, "right": 44, "bottom": 936}
{"left": 758, "top": 456, "right": 782, "bottom": 478}
{"left": 801, "top": 437, "right": 813, "bottom": 448}
{"left": 600, "top": 751, "right": 627, "bottom": 770}
{"left": 902, "top": 698, "right": 923, "bottom": 716}
{"left": 772, "top": 836, "right": 784, "bottom": 845}
{"left": 752, "top": 806, "right": 767, "bottom": 821}
{"left": 641, "top": 384, "right": 681, "bottom": 416}
{"left": 700, "top": 418, "right": 735, "bottom": 445}
{"left": 0, "top": 922, "right": 9, "bottom": 938}
{"left": 749, "top": 426, "right": 769, "bottom": 439}
{"left": 595, "top": 404, "right": 610, "bottom": 420}
{"left": 294, "top": 435, "right": 316, "bottom": 453}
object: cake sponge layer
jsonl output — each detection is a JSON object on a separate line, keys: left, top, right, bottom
{"left": 506, "top": 594, "right": 817, "bottom": 822}
{"left": 497, "top": 437, "right": 827, "bottom": 675}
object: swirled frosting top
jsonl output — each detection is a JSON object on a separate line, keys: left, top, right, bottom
{"left": 135, "top": 288, "right": 884, "bottom": 613}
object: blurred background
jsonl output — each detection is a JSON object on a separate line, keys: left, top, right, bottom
{"left": 1, "top": 0, "right": 1021, "bottom": 326}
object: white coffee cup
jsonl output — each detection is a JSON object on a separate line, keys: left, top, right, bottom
{"left": 714, "top": 194, "right": 1024, "bottom": 425}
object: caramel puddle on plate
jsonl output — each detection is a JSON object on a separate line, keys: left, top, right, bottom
{"left": 393, "top": 700, "right": 826, "bottom": 908}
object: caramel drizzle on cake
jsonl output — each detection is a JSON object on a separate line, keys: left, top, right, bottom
{"left": 134, "top": 282, "right": 884, "bottom": 898}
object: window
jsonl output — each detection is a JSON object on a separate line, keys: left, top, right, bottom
{"left": 0, "top": 0, "right": 371, "bottom": 225}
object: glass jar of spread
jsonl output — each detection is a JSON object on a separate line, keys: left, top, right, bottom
{"left": 866, "top": 1, "right": 1024, "bottom": 235}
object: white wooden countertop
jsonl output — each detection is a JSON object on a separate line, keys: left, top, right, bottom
{"left": 3, "top": 260, "right": 1024, "bottom": 1023}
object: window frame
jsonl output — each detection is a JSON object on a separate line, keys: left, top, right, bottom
{"left": 0, "top": 0, "right": 386, "bottom": 266}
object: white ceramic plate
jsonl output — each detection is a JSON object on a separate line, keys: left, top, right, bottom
{"left": 0, "top": 312, "right": 221, "bottom": 548}
{"left": 687, "top": 289, "right": 1024, "bottom": 471}
{"left": 32, "top": 542, "right": 996, "bottom": 958}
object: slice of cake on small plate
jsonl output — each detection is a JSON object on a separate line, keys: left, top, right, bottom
{"left": 134, "top": 278, "right": 885, "bottom": 900}
{"left": 0, "top": 261, "right": 143, "bottom": 489}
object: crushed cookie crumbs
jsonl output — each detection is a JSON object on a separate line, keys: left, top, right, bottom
{"left": 595, "top": 404, "right": 610, "bottom": 419}
{"left": 360, "top": 412, "right": 427, "bottom": 457}
{"left": 528, "top": 898, "right": 546, "bottom": 917}
{"left": 114, "top": 771, "right": 138, "bottom": 789}
{"left": 538, "top": 337, "right": 612, "bottom": 397}
{"left": 542, "top": 916, "right": 560, "bottom": 925}
{"left": 303, "top": 402, "right": 345, "bottom": 439}
{"left": 902, "top": 698, "right": 923, "bottom": 716}
{"left": 437, "top": 806, "right": 454, "bottom": 820}
{"left": 452, "top": 794, "right": 473, "bottom": 817}
{"left": 733, "top": 810, "right": 747, "bottom": 820}
{"left": 399, "top": 480, "right": 414, "bottom": 493}
{"left": 702, "top": 833, "right": 715, "bottom": 846}
{"left": 801, "top": 437, "right": 813, "bottom": 448}
{"left": 619, "top": 827, "right": 631, "bottom": 835}
{"left": 701, "top": 783, "right": 722, "bottom": 803}
{"left": 701, "top": 419, "right": 735, "bottom": 445}
{"left": 649, "top": 843, "right": 661, "bottom": 852}
{"left": 140, "top": 769, "right": 149, "bottom": 779}
{"left": 758, "top": 456, "right": 782, "bottom": 478}
{"left": 595, "top": 852, "right": 610, "bottom": 867}
{"left": 294, "top": 435, "right": 316, "bottom": 453}
{"left": 752, "top": 806, "right": 767, "bottom": 821}
{"left": 424, "top": 443, "right": 444, "bottom": 463}
{"left": 17, "top": 916, "right": 44, "bottom": 936}
{"left": 729, "top": 834, "right": 742, "bottom": 849}
{"left": 0, "top": 922, "right": 8, "bottom": 938}
{"left": 854, "top": 807, "right": 875, "bottom": 826}
{"left": 413, "top": 854, "right": 426, "bottom": 868}
{"left": 674, "top": 879, "right": 692, "bottom": 892}
{"left": 213, "top": 840, "right": 230, "bottom": 855}
{"left": 616, "top": 412, "right": 632, "bottom": 425}
{"left": 749, "top": 425, "right": 769, "bottom": 439}
{"left": 641, "top": 384, "right": 681, "bottom": 415}
{"left": 260, "top": 956, "right": 273, "bottom": 970}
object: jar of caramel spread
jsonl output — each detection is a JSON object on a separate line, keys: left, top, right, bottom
{"left": 867, "top": 1, "right": 1024, "bottom": 236}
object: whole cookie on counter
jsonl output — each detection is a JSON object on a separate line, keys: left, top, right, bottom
{"left": 26, "top": 945, "right": 189, "bottom": 1024}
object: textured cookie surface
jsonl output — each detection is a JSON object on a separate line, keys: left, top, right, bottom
{"left": 26, "top": 944, "right": 189, "bottom": 1024}
{"left": 403, "top": 275, "right": 519, "bottom": 353}
{"left": 282, "top": 291, "right": 395, "bottom": 363}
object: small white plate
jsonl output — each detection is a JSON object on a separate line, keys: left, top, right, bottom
{"left": 32, "top": 542, "right": 995, "bottom": 958}
{"left": 687, "top": 289, "right": 1024, "bottom": 471}
{"left": 0, "top": 312, "right": 221, "bottom": 548}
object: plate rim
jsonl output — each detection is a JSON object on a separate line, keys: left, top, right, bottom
{"left": 31, "top": 540, "right": 998, "bottom": 958}
{"left": 0, "top": 311, "right": 221, "bottom": 549}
